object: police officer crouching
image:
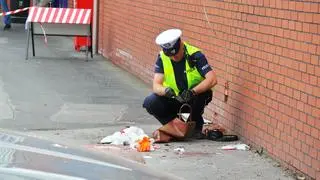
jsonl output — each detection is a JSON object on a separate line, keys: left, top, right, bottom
{"left": 143, "top": 29, "right": 218, "bottom": 139}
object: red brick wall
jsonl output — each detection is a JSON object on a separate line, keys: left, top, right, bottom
{"left": 98, "top": 0, "right": 320, "bottom": 179}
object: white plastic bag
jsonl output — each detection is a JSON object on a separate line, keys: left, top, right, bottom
{"left": 100, "top": 126, "right": 154, "bottom": 150}
{"left": 221, "top": 144, "right": 250, "bottom": 150}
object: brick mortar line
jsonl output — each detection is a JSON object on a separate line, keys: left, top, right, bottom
{"left": 224, "top": 57, "right": 318, "bottom": 97}
{"left": 211, "top": 81, "right": 319, "bottom": 131}
{"left": 113, "top": 1, "right": 320, "bottom": 42}
{"left": 106, "top": 5, "right": 320, "bottom": 69}
{"left": 106, "top": 0, "right": 320, "bottom": 39}
{"left": 171, "top": 8, "right": 320, "bottom": 45}
{"left": 187, "top": 33, "right": 318, "bottom": 76}
{"left": 197, "top": 7, "right": 320, "bottom": 39}
{"left": 104, "top": 1, "right": 320, "bottom": 67}
{"left": 225, "top": 87, "right": 319, "bottom": 126}
{"left": 205, "top": 103, "right": 318, "bottom": 165}
{"left": 127, "top": 0, "right": 320, "bottom": 26}
{"left": 104, "top": 3, "right": 190, "bottom": 31}
{"left": 202, "top": 1, "right": 320, "bottom": 14}
{"left": 130, "top": 0, "right": 320, "bottom": 15}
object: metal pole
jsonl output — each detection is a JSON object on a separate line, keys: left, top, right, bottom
{"left": 25, "top": 25, "right": 30, "bottom": 60}
{"left": 90, "top": 24, "right": 93, "bottom": 58}
{"left": 31, "top": 23, "right": 35, "bottom": 57}
{"left": 86, "top": 26, "right": 89, "bottom": 61}
{"left": 92, "top": 0, "right": 98, "bottom": 54}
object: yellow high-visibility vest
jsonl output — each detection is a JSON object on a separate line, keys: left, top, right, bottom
{"left": 161, "top": 42, "right": 204, "bottom": 95}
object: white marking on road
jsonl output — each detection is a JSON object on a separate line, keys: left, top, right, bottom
{"left": 0, "top": 148, "right": 15, "bottom": 167}
{"left": 0, "top": 167, "right": 87, "bottom": 180}
{"left": 0, "top": 142, "right": 132, "bottom": 171}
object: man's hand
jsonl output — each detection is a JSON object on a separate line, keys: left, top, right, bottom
{"left": 164, "top": 87, "right": 176, "bottom": 98}
{"left": 176, "top": 89, "right": 195, "bottom": 103}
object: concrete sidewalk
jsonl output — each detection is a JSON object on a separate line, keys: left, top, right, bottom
{"left": 0, "top": 24, "right": 294, "bottom": 180}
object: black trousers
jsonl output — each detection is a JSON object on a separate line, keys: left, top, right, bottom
{"left": 143, "top": 90, "right": 212, "bottom": 130}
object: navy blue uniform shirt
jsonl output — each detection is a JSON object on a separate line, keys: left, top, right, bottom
{"left": 154, "top": 51, "right": 212, "bottom": 93}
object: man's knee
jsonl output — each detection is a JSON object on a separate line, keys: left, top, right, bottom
{"left": 143, "top": 93, "right": 160, "bottom": 114}
{"left": 143, "top": 95, "right": 152, "bottom": 111}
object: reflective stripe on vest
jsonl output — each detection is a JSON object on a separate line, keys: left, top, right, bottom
{"left": 161, "top": 42, "right": 204, "bottom": 95}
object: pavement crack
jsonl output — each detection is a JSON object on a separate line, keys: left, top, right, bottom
{"left": 0, "top": 79, "right": 15, "bottom": 121}
{"left": 6, "top": 98, "right": 16, "bottom": 121}
{"left": 26, "top": 128, "right": 67, "bottom": 131}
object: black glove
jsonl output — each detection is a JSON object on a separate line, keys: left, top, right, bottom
{"left": 176, "top": 89, "right": 196, "bottom": 103}
{"left": 164, "top": 87, "right": 176, "bottom": 98}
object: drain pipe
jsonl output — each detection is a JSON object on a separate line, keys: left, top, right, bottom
{"left": 92, "top": 0, "right": 98, "bottom": 54}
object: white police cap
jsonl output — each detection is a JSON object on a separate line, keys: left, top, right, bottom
{"left": 155, "top": 29, "right": 182, "bottom": 49}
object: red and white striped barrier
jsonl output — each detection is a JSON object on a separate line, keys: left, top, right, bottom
{"left": 0, "top": 7, "right": 29, "bottom": 17}
{"left": 27, "top": 7, "right": 92, "bottom": 24}
{"left": 25, "top": 6, "right": 93, "bottom": 60}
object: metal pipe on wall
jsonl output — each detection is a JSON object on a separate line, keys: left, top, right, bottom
{"left": 92, "top": 0, "right": 98, "bottom": 54}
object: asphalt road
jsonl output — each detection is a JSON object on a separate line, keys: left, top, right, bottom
{"left": 0, "top": 24, "right": 153, "bottom": 132}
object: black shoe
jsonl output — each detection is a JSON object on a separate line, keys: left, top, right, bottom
{"left": 3, "top": 24, "right": 11, "bottom": 31}
{"left": 206, "top": 130, "right": 223, "bottom": 140}
{"left": 191, "top": 130, "right": 206, "bottom": 139}
{"left": 206, "top": 130, "right": 239, "bottom": 142}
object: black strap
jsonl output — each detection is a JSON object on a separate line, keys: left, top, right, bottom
{"left": 214, "top": 135, "right": 239, "bottom": 142}
{"left": 184, "top": 45, "right": 196, "bottom": 69}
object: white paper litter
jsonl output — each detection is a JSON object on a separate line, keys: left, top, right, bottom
{"left": 52, "top": 144, "right": 68, "bottom": 149}
{"left": 174, "top": 147, "right": 185, "bottom": 155}
{"left": 100, "top": 126, "right": 154, "bottom": 150}
{"left": 143, "top": 156, "right": 152, "bottom": 159}
{"left": 221, "top": 144, "right": 250, "bottom": 150}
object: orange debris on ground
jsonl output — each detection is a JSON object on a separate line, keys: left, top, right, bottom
{"left": 137, "top": 137, "right": 151, "bottom": 152}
